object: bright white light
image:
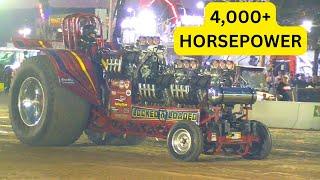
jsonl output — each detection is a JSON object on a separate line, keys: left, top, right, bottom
{"left": 18, "top": 28, "right": 32, "bottom": 37}
{"left": 136, "top": 9, "right": 157, "bottom": 36}
{"left": 121, "top": 16, "right": 139, "bottom": 43}
{"left": 301, "top": 20, "right": 313, "bottom": 32}
{"left": 121, "top": 18, "right": 130, "bottom": 29}
{"left": 196, "top": 1, "right": 205, "bottom": 9}
{"left": 181, "top": 15, "right": 203, "bottom": 26}
{"left": 121, "top": 17, "right": 137, "bottom": 29}
{"left": 137, "top": 9, "right": 156, "bottom": 20}
{"left": 127, "top": 7, "right": 134, "bottom": 13}
{"left": 57, "top": 28, "right": 63, "bottom": 33}
{"left": 121, "top": 9, "right": 158, "bottom": 43}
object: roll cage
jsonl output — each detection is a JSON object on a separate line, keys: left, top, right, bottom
{"left": 62, "top": 13, "right": 104, "bottom": 50}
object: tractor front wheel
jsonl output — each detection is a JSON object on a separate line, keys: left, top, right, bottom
{"left": 167, "top": 121, "right": 203, "bottom": 162}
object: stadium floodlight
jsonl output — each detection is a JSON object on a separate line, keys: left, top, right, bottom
{"left": 301, "top": 20, "right": 313, "bottom": 32}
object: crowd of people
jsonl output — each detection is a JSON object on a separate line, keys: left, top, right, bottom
{"left": 267, "top": 72, "right": 319, "bottom": 101}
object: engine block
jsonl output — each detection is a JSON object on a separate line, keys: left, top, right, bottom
{"left": 103, "top": 46, "right": 257, "bottom": 107}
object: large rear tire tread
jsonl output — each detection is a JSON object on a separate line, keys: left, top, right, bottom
{"left": 9, "top": 56, "right": 90, "bottom": 146}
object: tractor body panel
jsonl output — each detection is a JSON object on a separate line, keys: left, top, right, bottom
{"left": 12, "top": 37, "right": 52, "bottom": 49}
{"left": 44, "top": 49, "right": 100, "bottom": 105}
{"left": 12, "top": 38, "right": 101, "bottom": 105}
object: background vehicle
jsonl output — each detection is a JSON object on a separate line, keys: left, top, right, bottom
{"left": 0, "top": 48, "right": 38, "bottom": 92}
{"left": 237, "top": 66, "right": 275, "bottom": 101}
{"left": 0, "top": 50, "right": 15, "bottom": 84}
{"left": 8, "top": 13, "right": 272, "bottom": 161}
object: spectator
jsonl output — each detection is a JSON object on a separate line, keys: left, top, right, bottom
{"left": 310, "top": 76, "right": 320, "bottom": 87}
{"left": 276, "top": 76, "right": 291, "bottom": 101}
{"left": 295, "top": 74, "right": 308, "bottom": 88}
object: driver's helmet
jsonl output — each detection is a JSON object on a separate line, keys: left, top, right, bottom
{"left": 81, "top": 24, "right": 97, "bottom": 44}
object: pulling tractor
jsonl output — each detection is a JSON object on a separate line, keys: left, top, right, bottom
{"left": 9, "top": 13, "right": 271, "bottom": 161}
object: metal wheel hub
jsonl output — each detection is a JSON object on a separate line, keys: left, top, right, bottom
{"left": 18, "top": 77, "right": 45, "bottom": 127}
{"left": 172, "top": 129, "right": 192, "bottom": 155}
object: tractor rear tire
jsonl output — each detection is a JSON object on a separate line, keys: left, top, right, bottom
{"left": 243, "top": 120, "right": 272, "bottom": 160}
{"left": 167, "top": 121, "right": 203, "bottom": 162}
{"left": 9, "top": 56, "right": 90, "bottom": 146}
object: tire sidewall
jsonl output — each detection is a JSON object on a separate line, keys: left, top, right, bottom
{"left": 244, "top": 120, "right": 272, "bottom": 159}
{"left": 10, "top": 62, "right": 52, "bottom": 144}
{"left": 254, "top": 121, "right": 272, "bottom": 158}
{"left": 167, "top": 121, "right": 203, "bottom": 161}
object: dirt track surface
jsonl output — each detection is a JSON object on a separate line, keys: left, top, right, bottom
{"left": 1, "top": 94, "right": 320, "bottom": 179}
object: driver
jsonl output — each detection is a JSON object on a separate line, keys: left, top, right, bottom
{"left": 79, "top": 24, "right": 97, "bottom": 52}
{"left": 79, "top": 24, "right": 103, "bottom": 90}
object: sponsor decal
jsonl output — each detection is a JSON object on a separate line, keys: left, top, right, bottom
{"left": 115, "top": 96, "right": 126, "bottom": 102}
{"left": 119, "top": 80, "right": 125, "bottom": 89}
{"left": 124, "top": 80, "right": 130, "bottom": 89}
{"left": 114, "top": 102, "right": 128, "bottom": 107}
{"left": 126, "top": 90, "right": 132, "bottom": 97}
{"left": 111, "top": 107, "right": 119, "bottom": 112}
{"left": 111, "top": 81, "right": 119, "bottom": 87}
{"left": 314, "top": 105, "right": 320, "bottom": 117}
{"left": 59, "top": 77, "right": 75, "bottom": 84}
{"left": 132, "top": 106, "right": 199, "bottom": 121}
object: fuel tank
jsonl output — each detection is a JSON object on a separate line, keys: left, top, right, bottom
{"left": 208, "top": 87, "right": 257, "bottom": 105}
